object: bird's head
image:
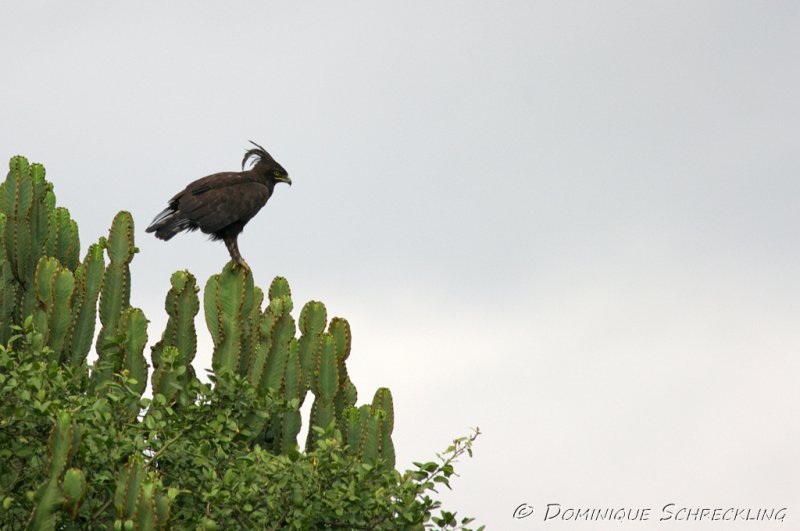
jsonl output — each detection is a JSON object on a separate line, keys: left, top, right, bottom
{"left": 242, "top": 141, "right": 292, "bottom": 186}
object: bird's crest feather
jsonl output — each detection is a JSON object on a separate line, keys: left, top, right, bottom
{"left": 242, "top": 140, "right": 272, "bottom": 169}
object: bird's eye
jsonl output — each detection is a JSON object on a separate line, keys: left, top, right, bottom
{"left": 273, "top": 170, "right": 282, "bottom": 177}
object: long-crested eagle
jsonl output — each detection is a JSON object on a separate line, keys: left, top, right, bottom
{"left": 146, "top": 141, "right": 291, "bottom": 270}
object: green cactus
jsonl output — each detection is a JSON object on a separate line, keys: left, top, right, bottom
{"left": 2, "top": 155, "right": 407, "bottom": 529}
{"left": 330, "top": 317, "right": 356, "bottom": 432}
{"left": 114, "top": 456, "right": 146, "bottom": 520}
{"left": 0, "top": 157, "right": 99, "bottom": 356}
{"left": 150, "top": 345, "right": 182, "bottom": 405}
{"left": 303, "top": 313, "right": 364, "bottom": 453}
{"left": 61, "top": 468, "right": 86, "bottom": 520}
{"left": 4, "top": 156, "right": 35, "bottom": 285}
{"left": 206, "top": 262, "right": 254, "bottom": 374}
{"left": 4, "top": 157, "right": 38, "bottom": 325}
{"left": 0, "top": 213, "right": 17, "bottom": 344}
{"left": 81, "top": 302, "right": 149, "bottom": 404}
{"left": 1, "top": 154, "right": 401, "bottom": 506}
{"left": 119, "top": 307, "right": 149, "bottom": 397}
{"left": 277, "top": 338, "right": 303, "bottom": 452}
{"left": 229, "top": 275, "right": 299, "bottom": 448}
{"left": 329, "top": 317, "right": 351, "bottom": 383}
{"left": 335, "top": 377, "right": 358, "bottom": 434}
{"left": 371, "top": 387, "right": 396, "bottom": 468}
{"left": 151, "top": 270, "right": 199, "bottom": 400}
{"left": 45, "top": 206, "right": 80, "bottom": 272}
{"left": 239, "top": 284, "right": 263, "bottom": 378}
{"left": 26, "top": 412, "right": 80, "bottom": 530}
{"left": 97, "top": 211, "right": 135, "bottom": 349}
{"left": 340, "top": 390, "right": 395, "bottom": 469}
{"left": 93, "top": 211, "right": 137, "bottom": 391}
{"left": 306, "top": 333, "right": 339, "bottom": 451}
{"left": 114, "top": 456, "right": 170, "bottom": 531}
{"left": 257, "top": 337, "right": 304, "bottom": 454}
{"left": 256, "top": 277, "right": 295, "bottom": 391}
{"left": 0, "top": 158, "right": 82, "bottom": 333}
{"left": 297, "top": 300, "right": 326, "bottom": 401}
{"left": 32, "top": 256, "right": 76, "bottom": 361}
{"left": 197, "top": 273, "right": 397, "bottom": 461}
{"left": 31, "top": 257, "right": 59, "bottom": 344}
{"left": 28, "top": 163, "right": 51, "bottom": 274}
{"left": 66, "top": 240, "right": 106, "bottom": 366}
{"left": 343, "top": 404, "right": 371, "bottom": 457}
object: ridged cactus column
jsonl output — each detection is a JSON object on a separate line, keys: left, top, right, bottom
{"left": 371, "top": 387, "right": 396, "bottom": 468}
{"left": 306, "top": 333, "right": 340, "bottom": 451}
{"left": 305, "top": 315, "right": 357, "bottom": 452}
{"left": 92, "top": 211, "right": 141, "bottom": 392}
{"left": 277, "top": 338, "right": 303, "bottom": 452}
{"left": 32, "top": 257, "right": 75, "bottom": 362}
{"left": 118, "top": 307, "right": 149, "bottom": 397}
{"left": 205, "top": 262, "right": 255, "bottom": 374}
{"left": 45, "top": 207, "right": 80, "bottom": 272}
{"left": 253, "top": 276, "right": 295, "bottom": 391}
{"left": 330, "top": 317, "right": 357, "bottom": 432}
{"left": 0, "top": 157, "right": 81, "bottom": 334}
{"left": 297, "top": 300, "right": 326, "bottom": 400}
{"left": 26, "top": 412, "right": 79, "bottom": 530}
{"left": 97, "top": 211, "right": 135, "bottom": 347}
{"left": 0, "top": 213, "right": 17, "bottom": 344}
{"left": 113, "top": 456, "right": 170, "bottom": 530}
{"left": 66, "top": 241, "right": 106, "bottom": 366}
{"left": 240, "top": 284, "right": 264, "bottom": 377}
{"left": 151, "top": 270, "right": 199, "bottom": 401}
{"left": 0, "top": 156, "right": 97, "bottom": 359}
{"left": 342, "top": 388, "right": 396, "bottom": 469}
{"left": 3, "top": 157, "right": 41, "bottom": 318}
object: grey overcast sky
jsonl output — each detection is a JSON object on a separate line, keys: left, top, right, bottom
{"left": 2, "top": 1, "right": 798, "bottom": 528}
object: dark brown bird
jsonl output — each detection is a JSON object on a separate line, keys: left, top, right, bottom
{"left": 146, "top": 141, "right": 291, "bottom": 270}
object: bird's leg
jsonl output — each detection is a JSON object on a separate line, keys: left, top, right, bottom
{"left": 224, "top": 235, "right": 249, "bottom": 271}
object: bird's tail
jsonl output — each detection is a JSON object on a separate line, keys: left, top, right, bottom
{"left": 146, "top": 208, "right": 194, "bottom": 241}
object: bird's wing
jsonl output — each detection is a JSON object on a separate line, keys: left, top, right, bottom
{"left": 166, "top": 171, "right": 246, "bottom": 204}
{"left": 177, "top": 180, "right": 271, "bottom": 233}
{"left": 187, "top": 171, "right": 247, "bottom": 196}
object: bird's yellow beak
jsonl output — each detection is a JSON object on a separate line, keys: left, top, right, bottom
{"left": 278, "top": 175, "right": 292, "bottom": 186}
